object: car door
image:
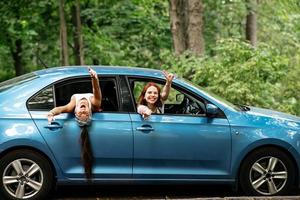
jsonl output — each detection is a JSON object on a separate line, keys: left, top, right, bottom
{"left": 28, "top": 76, "right": 133, "bottom": 179}
{"left": 128, "top": 77, "right": 232, "bottom": 179}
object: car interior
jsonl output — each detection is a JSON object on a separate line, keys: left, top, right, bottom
{"left": 55, "top": 78, "right": 119, "bottom": 112}
{"left": 27, "top": 77, "right": 119, "bottom": 112}
{"left": 28, "top": 77, "right": 209, "bottom": 116}
{"left": 129, "top": 79, "right": 206, "bottom": 116}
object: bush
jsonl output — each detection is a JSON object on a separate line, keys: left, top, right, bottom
{"left": 161, "top": 38, "right": 299, "bottom": 116}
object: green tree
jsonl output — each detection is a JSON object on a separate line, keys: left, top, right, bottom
{"left": 81, "top": 0, "right": 171, "bottom": 67}
{"left": 161, "top": 38, "right": 299, "bottom": 116}
{"left": 0, "top": 0, "right": 60, "bottom": 79}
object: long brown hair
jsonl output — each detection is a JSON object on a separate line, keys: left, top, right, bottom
{"left": 80, "top": 126, "right": 93, "bottom": 180}
{"left": 137, "top": 82, "right": 162, "bottom": 108}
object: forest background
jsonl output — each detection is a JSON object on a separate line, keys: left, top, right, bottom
{"left": 0, "top": 0, "right": 299, "bottom": 116}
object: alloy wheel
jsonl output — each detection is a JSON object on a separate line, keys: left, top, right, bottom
{"left": 250, "top": 156, "right": 287, "bottom": 195}
{"left": 2, "top": 158, "right": 43, "bottom": 199}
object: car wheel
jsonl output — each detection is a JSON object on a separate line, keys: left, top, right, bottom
{"left": 0, "top": 150, "right": 54, "bottom": 200}
{"left": 239, "top": 147, "right": 296, "bottom": 196}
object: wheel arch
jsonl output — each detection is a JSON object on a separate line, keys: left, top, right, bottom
{"left": 0, "top": 145, "right": 58, "bottom": 181}
{"left": 236, "top": 144, "right": 299, "bottom": 189}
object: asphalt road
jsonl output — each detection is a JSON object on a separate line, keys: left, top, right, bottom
{"left": 51, "top": 184, "right": 300, "bottom": 200}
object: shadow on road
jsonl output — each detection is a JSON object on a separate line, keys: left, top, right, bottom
{"left": 52, "top": 184, "right": 239, "bottom": 199}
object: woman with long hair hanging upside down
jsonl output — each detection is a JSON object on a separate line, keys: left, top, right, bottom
{"left": 47, "top": 66, "right": 101, "bottom": 179}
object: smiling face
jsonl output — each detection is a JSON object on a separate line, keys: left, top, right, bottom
{"left": 144, "top": 86, "right": 159, "bottom": 106}
{"left": 75, "top": 98, "right": 91, "bottom": 122}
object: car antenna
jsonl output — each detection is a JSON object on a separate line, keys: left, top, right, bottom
{"left": 37, "top": 54, "right": 49, "bottom": 68}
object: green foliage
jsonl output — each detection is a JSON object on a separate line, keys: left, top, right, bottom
{"left": 278, "top": 63, "right": 300, "bottom": 115}
{"left": 203, "top": 0, "right": 247, "bottom": 54}
{"left": 81, "top": 0, "right": 171, "bottom": 67}
{"left": 0, "top": 0, "right": 299, "bottom": 116}
{"left": 0, "top": 0, "right": 60, "bottom": 76}
{"left": 161, "top": 38, "right": 300, "bottom": 116}
{"left": 258, "top": 0, "right": 300, "bottom": 56}
{"left": 0, "top": 45, "right": 14, "bottom": 81}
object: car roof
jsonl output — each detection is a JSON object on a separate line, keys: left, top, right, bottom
{"left": 34, "top": 66, "right": 163, "bottom": 79}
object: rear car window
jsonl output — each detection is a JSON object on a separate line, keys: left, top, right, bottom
{"left": 55, "top": 79, "right": 119, "bottom": 112}
{"left": 27, "top": 77, "right": 119, "bottom": 112}
{"left": 27, "top": 86, "right": 54, "bottom": 110}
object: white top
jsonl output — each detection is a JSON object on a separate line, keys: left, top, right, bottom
{"left": 73, "top": 93, "right": 93, "bottom": 113}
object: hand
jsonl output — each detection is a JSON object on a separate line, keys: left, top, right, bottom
{"left": 47, "top": 112, "right": 55, "bottom": 124}
{"left": 163, "top": 70, "right": 174, "bottom": 84}
{"left": 88, "top": 67, "right": 98, "bottom": 79}
{"left": 142, "top": 109, "right": 152, "bottom": 119}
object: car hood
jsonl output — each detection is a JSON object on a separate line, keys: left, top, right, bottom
{"left": 247, "top": 106, "right": 300, "bottom": 124}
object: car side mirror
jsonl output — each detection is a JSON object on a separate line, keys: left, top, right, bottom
{"left": 206, "top": 104, "right": 219, "bottom": 118}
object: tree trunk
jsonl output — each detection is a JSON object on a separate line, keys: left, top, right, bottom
{"left": 72, "top": 0, "right": 84, "bottom": 65}
{"left": 11, "top": 39, "right": 24, "bottom": 76}
{"left": 169, "top": 0, "right": 204, "bottom": 56}
{"left": 246, "top": 0, "right": 257, "bottom": 47}
{"left": 59, "top": 0, "right": 69, "bottom": 66}
{"left": 169, "top": 0, "right": 186, "bottom": 55}
{"left": 93, "top": 59, "right": 99, "bottom": 65}
{"left": 186, "top": 0, "right": 204, "bottom": 55}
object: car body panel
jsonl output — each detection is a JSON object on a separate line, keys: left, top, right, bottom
{"left": 130, "top": 113, "right": 232, "bottom": 179}
{"left": 223, "top": 107, "right": 300, "bottom": 179}
{"left": 0, "top": 117, "right": 63, "bottom": 179}
{"left": 30, "top": 111, "right": 133, "bottom": 180}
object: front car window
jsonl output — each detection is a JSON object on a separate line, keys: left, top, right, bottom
{"left": 180, "top": 78, "right": 240, "bottom": 111}
{"left": 129, "top": 78, "right": 207, "bottom": 116}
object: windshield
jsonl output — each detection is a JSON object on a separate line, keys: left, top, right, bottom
{"left": 0, "top": 73, "right": 38, "bottom": 92}
{"left": 180, "top": 78, "right": 241, "bottom": 111}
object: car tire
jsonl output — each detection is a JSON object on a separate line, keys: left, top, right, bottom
{"left": 0, "top": 149, "right": 54, "bottom": 200}
{"left": 239, "top": 147, "right": 296, "bottom": 196}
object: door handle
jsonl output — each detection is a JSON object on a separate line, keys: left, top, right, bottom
{"left": 44, "top": 122, "right": 63, "bottom": 130}
{"left": 136, "top": 125, "right": 154, "bottom": 132}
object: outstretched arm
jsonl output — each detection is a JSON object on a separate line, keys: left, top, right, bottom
{"left": 137, "top": 105, "right": 152, "bottom": 119}
{"left": 89, "top": 67, "right": 102, "bottom": 111}
{"left": 47, "top": 96, "right": 76, "bottom": 123}
{"left": 161, "top": 70, "right": 174, "bottom": 101}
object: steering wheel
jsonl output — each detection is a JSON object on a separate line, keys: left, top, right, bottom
{"left": 176, "top": 96, "right": 189, "bottom": 114}
{"left": 182, "top": 97, "right": 207, "bottom": 115}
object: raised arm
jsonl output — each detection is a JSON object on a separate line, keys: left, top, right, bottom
{"left": 88, "top": 67, "right": 102, "bottom": 111}
{"left": 47, "top": 96, "right": 76, "bottom": 123}
{"left": 161, "top": 70, "right": 174, "bottom": 101}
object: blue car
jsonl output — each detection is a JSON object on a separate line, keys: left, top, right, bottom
{"left": 0, "top": 66, "right": 299, "bottom": 199}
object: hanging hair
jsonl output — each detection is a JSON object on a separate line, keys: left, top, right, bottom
{"left": 137, "top": 82, "right": 162, "bottom": 107}
{"left": 80, "top": 125, "right": 93, "bottom": 180}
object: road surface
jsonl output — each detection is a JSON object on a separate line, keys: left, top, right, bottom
{"left": 51, "top": 184, "right": 300, "bottom": 200}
